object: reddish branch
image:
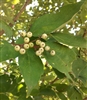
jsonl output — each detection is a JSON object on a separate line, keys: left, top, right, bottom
{"left": 0, "top": 0, "right": 30, "bottom": 36}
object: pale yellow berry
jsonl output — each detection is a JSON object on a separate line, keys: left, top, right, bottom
{"left": 27, "top": 32, "right": 32, "bottom": 38}
{"left": 39, "top": 47, "right": 44, "bottom": 53}
{"left": 36, "top": 50, "right": 41, "bottom": 56}
{"left": 50, "top": 50, "right": 55, "bottom": 56}
{"left": 24, "top": 44, "right": 29, "bottom": 49}
{"left": 24, "top": 37, "right": 30, "bottom": 43}
{"left": 29, "top": 42, "right": 34, "bottom": 48}
{"left": 36, "top": 40, "right": 41, "bottom": 45}
{"left": 20, "top": 31, "right": 26, "bottom": 37}
{"left": 14, "top": 45, "right": 20, "bottom": 51}
{"left": 19, "top": 48, "right": 26, "bottom": 54}
{"left": 45, "top": 46, "right": 50, "bottom": 51}
{"left": 41, "top": 33, "right": 48, "bottom": 40}
{"left": 40, "top": 42, "right": 45, "bottom": 47}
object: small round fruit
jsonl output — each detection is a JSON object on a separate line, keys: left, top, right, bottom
{"left": 40, "top": 42, "right": 45, "bottom": 47}
{"left": 14, "top": 45, "right": 20, "bottom": 51}
{"left": 45, "top": 46, "right": 50, "bottom": 51}
{"left": 41, "top": 33, "right": 48, "bottom": 40}
{"left": 36, "top": 50, "right": 41, "bottom": 56}
{"left": 24, "top": 44, "right": 29, "bottom": 49}
{"left": 50, "top": 50, "right": 56, "bottom": 56}
{"left": 29, "top": 42, "right": 34, "bottom": 48}
{"left": 36, "top": 40, "right": 41, "bottom": 45}
{"left": 20, "top": 31, "right": 26, "bottom": 37}
{"left": 27, "top": 32, "right": 32, "bottom": 38}
{"left": 39, "top": 47, "right": 44, "bottom": 53}
{"left": 24, "top": 37, "right": 30, "bottom": 43}
{"left": 19, "top": 48, "right": 26, "bottom": 54}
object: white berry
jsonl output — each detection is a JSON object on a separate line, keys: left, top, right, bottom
{"left": 20, "top": 31, "right": 26, "bottom": 37}
{"left": 29, "top": 42, "right": 34, "bottom": 48}
{"left": 24, "top": 37, "right": 30, "bottom": 43}
{"left": 27, "top": 32, "right": 32, "bottom": 38}
{"left": 40, "top": 42, "right": 45, "bottom": 47}
{"left": 45, "top": 46, "right": 50, "bottom": 51}
{"left": 14, "top": 45, "right": 20, "bottom": 51}
{"left": 39, "top": 47, "right": 44, "bottom": 53}
{"left": 19, "top": 48, "right": 26, "bottom": 54}
{"left": 41, "top": 33, "right": 48, "bottom": 40}
{"left": 50, "top": 50, "right": 56, "bottom": 56}
{"left": 36, "top": 40, "right": 41, "bottom": 45}
{"left": 36, "top": 50, "right": 41, "bottom": 56}
{"left": 24, "top": 44, "right": 29, "bottom": 49}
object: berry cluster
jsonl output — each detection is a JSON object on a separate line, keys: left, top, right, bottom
{"left": 35, "top": 39, "right": 55, "bottom": 56}
{"left": 14, "top": 31, "right": 55, "bottom": 56}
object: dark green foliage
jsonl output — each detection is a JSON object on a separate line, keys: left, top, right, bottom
{"left": 0, "top": 0, "right": 87, "bottom": 99}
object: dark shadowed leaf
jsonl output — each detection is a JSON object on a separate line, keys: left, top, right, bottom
{"left": 0, "top": 94, "right": 9, "bottom": 100}
{"left": 58, "top": 93, "right": 67, "bottom": 100}
{"left": 81, "top": 87, "right": 87, "bottom": 94}
{"left": 0, "top": 74, "right": 11, "bottom": 92}
{"left": 53, "top": 84, "right": 69, "bottom": 92}
{"left": 39, "top": 87, "right": 56, "bottom": 97}
{"left": 53, "top": 68, "right": 66, "bottom": 79}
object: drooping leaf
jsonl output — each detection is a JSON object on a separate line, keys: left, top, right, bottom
{"left": 0, "top": 20, "right": 13, "bottom": 37}
{"left": 67, "top": 86, "right": 82, "bottom": 100}
{"left": 52, "top": 32, "right": 87, "bottom": 48}
{"left": 0, "top": 41, "right": 19, "bottom": 62}
{"left": 30, "top": 1, "right": 84, "bottom": 36}
{"left": 44, "top": 40, "right": 76, "bottom": 79}
{"left": 19, "top": 49, "right": 43, "bottom": 94}
{"left": 72, "top": 58, "right": 87, "bottom": 84}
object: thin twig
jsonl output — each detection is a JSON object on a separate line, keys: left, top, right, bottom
{"left": 0, "top": 0, "right": 30, "bottom": 36}
{"left": 13, "top": 0, "right": 30, "bottom": 22}
{"left": 50, "top": 77, "right": 58, "bottom": 84}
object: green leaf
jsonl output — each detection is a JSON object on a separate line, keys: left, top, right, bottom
{"left": 81, "top": 87, "right": 87, "bottom": 94}
{"left": 72, "top": 58, "right": 87, "bottom": 83}
{"left": 53, "top": 68, "right": 66, "bottom": 79}
{"left": 18, "top": 95, "right": 33, "bottom": 100}
{"left": 19, "top": 49, "right": 43, "bottom": 94}
{"left": 0, "top": 94, "right": 9, "bottom": 100}
{"left": 52, "top": 33, "right": 87, "bottom": 48}
{"left": 53, "top": 84, "right": 69, "bottom": 92}
{"left": 16, "top": 37, "right": 24, "bottom": 44}
{"left": 58, "top": 93, "right": 67, "bottom": 100}
{"left": 0, "top": 41, "right": 19, "bottom": 62}
{"left": 30, "top": 2, "right": 84, "bottom": 36}
{"left": 67, "top": 86, "right": 82, "bottom": 100}
{"left": 0, "top": 74, "right": 11, "bottom": 92}
{"left": 39, "top": 87, "right": 56, "bottom": 97}
{"left": 44, "top": 41, "right": 76, "bottom": 79}
{"left": 0, "top": 20, "right": 13, "bottom": 37}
